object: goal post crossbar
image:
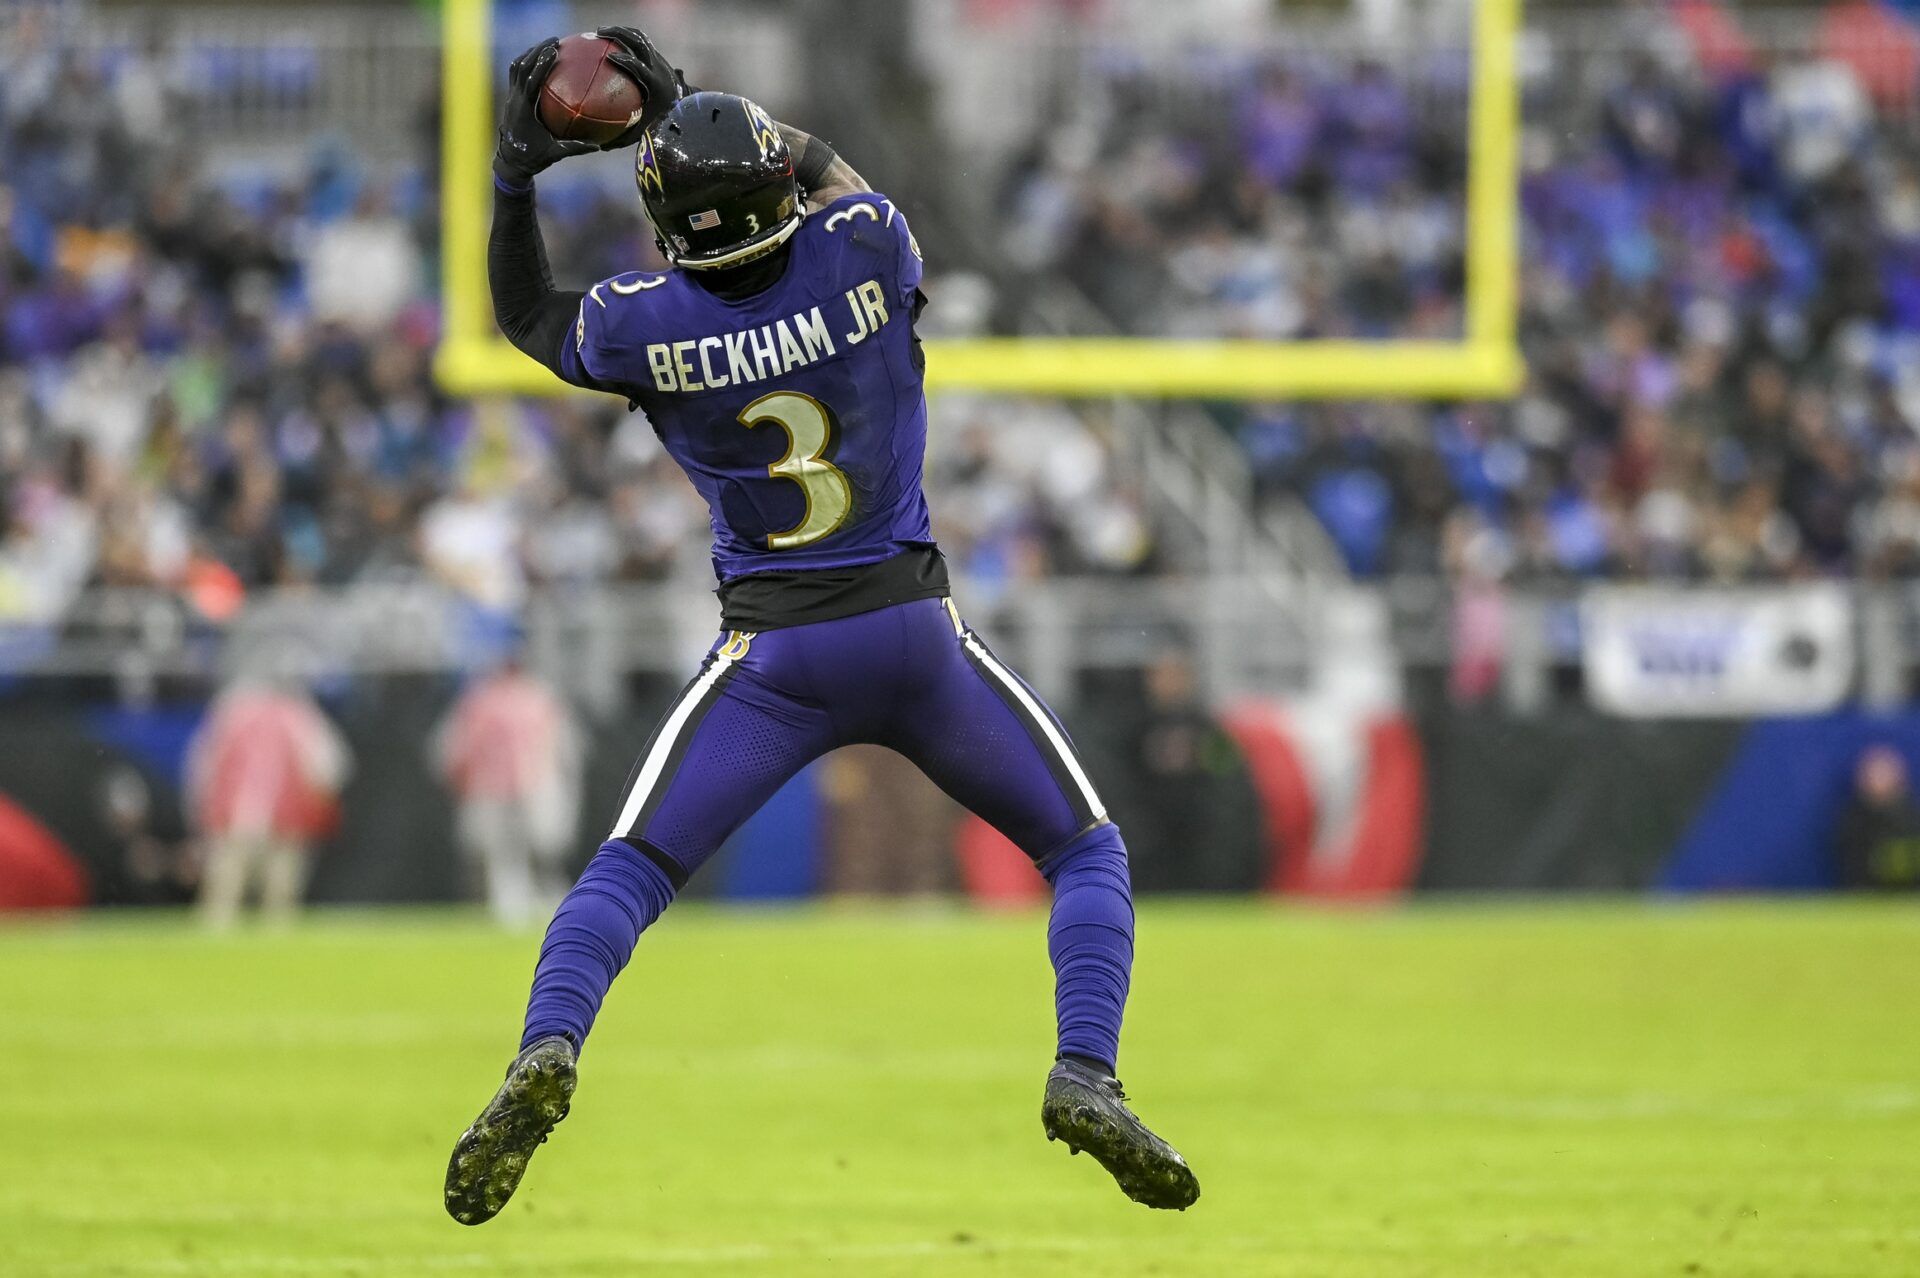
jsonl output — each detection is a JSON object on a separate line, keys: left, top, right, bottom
{"left": 434, "top": 0, "right": 1524, "bottom": 400}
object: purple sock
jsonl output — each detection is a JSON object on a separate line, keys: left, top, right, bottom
{"left": 520, "top": 840, "right": 677, "bottom": 1053}
{"left": 1042, "top": 824, "right": 1135, "bottom": 1072}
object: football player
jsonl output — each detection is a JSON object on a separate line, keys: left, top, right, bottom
{"left": 445, "top": 27, "right": 1199, "bottom": 1223}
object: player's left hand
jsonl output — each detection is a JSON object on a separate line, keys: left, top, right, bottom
{"left": 494, "top": 38, "right": 596, "bottom": 186}
{"left": 594, "top": 25, "right": 692, "bottom": 149}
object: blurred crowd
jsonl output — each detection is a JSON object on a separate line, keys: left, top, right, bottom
{"left": 9, "top": 3, "right": 1920, "bottom": 636}
{"left": 999, "top": 1, "right": 1920, "bottom": 583}
{"left": 1000, "top": 55, "right": 1467, "bottom": 342}
{"left": 0, "top": 9, "right": 1150, "bottom": 631}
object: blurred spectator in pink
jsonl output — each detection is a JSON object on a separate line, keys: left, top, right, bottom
{"left": 433, "top": 655, "right": 581, "bottom": 925}
{"left": 1669, "top": 0, "right": 1754, "bottom": 82}
{"left": 1444, "top": 509, "right": 1511, "bottom": 705}
{"left": 1818, "top": 0, "right": 1920, "bottom": 112}
{"left": 185, "top": 675, "right": 351, "bottom": 928}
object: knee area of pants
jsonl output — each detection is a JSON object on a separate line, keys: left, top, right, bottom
{"left": 1041, "top": 823, "right": 1131, "bottom": 887}
{"left": 583, "top": 840, "right": 680, "bottom": 898}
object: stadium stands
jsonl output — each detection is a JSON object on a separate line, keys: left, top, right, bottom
{"left": 992, "top": 18, "right": 1920, "bottom": 581}
{"left": 0, "top": 8, "right": 1156, "bottom": 631}
{"left": 7, "top": 4, "right": 1920, "bottom": 633}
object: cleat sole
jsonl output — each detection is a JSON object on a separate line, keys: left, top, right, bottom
{"left": 444, "top": 1041, "right": 576, "bottom": 1226}
{"left": 1043, "top": 1090, "right": 1200, "bottom": 1211}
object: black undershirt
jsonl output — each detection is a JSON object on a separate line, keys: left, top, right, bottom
{"left": 718, "top": 545, "right": 950, "bottom": 631}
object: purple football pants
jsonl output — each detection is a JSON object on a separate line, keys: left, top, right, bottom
{"left": 520, "top": 596, "right": 1134, "bottom": 1068}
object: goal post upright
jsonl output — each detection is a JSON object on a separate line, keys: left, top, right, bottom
{"left": 436, "top": 0, "right": 503, "bottom": 380}
{"left": 434, "top": 0, "right": 1525, "bottom": 401}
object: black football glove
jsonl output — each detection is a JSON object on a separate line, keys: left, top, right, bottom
{"left": 594, "top": 25, "right": 693, "bottom": 149}
{"left": 494, "top": 38, "right": 596, "bottom": 187}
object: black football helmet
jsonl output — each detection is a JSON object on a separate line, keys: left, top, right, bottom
{"left": 636, "top": 91, "right": 803, "bottom": 271}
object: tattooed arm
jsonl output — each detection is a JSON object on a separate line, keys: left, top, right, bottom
{"left": 777, "top": 123, "right": 870, "bottom": 210}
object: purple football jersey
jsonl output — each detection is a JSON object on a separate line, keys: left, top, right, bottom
{"left": 560, "top": 192, "right": 931, "bottom": 581}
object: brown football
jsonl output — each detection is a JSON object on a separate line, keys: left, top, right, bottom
{"left": 536, "top": 33, "right": 647, "bottom": 147}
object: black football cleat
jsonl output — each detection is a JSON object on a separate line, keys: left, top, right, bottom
{"left": 1042, "top": 1058, "right": 1199, "bottom": 1210}
{"left": 444, "top": 1035, "right": 577, "bottom": 1225}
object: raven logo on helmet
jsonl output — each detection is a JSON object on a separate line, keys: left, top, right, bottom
{"left": 636, "top": 132, "right": 666, "bottom": 197}
{"left": 743, "top": 101, "right": 783, "bottom": 163}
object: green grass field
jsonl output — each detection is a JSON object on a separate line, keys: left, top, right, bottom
{"left": 2, "top": 901, "right": 1916, "bottom": 1277}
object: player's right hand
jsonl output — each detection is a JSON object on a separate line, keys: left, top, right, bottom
{"left": 493, "top": 39, "right": 595, "bottom": 187}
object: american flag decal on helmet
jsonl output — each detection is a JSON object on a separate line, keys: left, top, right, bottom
{"left": 689, "top": 209, "right": 721, "bottom": 230}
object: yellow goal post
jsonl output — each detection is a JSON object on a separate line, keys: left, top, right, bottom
{"left": 434, "top": 0, "right": 1524, "bottom": 401}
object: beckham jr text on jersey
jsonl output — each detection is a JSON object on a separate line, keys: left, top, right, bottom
{"left": 558, "top": 192, "right": 930, "bottom": 582}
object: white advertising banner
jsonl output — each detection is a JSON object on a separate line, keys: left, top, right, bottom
{"left": 1582, "top": 586, "right": 1855, "bottom": 718}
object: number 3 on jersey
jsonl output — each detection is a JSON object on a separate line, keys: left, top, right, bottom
{"left": 737, "top": 391, "right": 853, "bottom": 550}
